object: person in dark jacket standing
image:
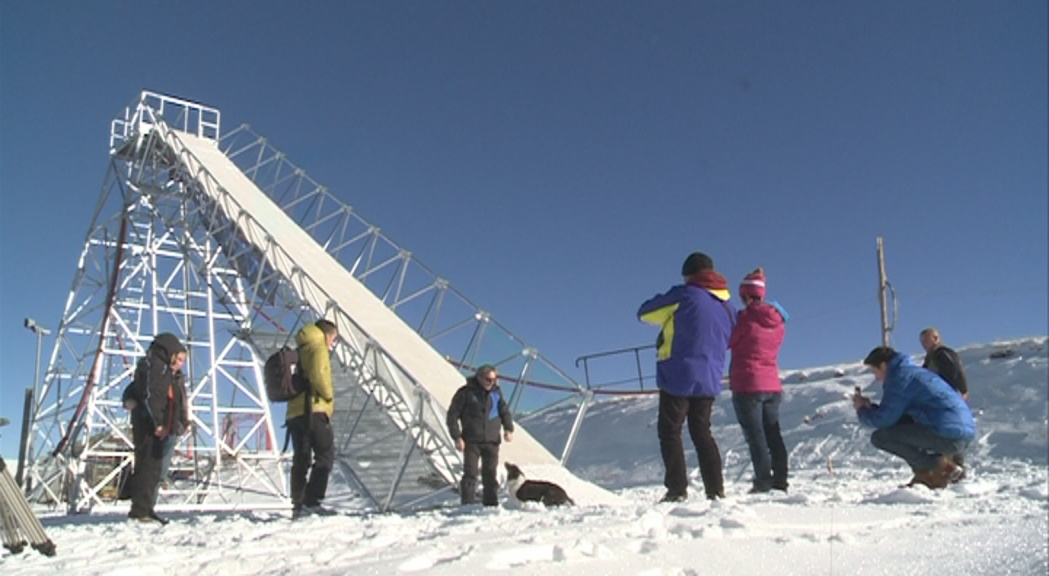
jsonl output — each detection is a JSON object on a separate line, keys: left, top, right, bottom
{"left": 638, "top": 252, "right": 735, "bottom": 502}
{"left": 919, "top": 327, "right": 969, "bottom": 476}
{"left": 920, "top": 328, "right": 968, "bottom": 399}
{"left": 122, "top": 332, "right": 187, "bottom": 523}
{"left": 288, "top": 319, "right": 339, "bottom": 518}
{"left": 728, "top": 268, "right": 790, "bottom": 494}
{"left": 157, "top": 364, "right": 190, "bottom": 489}
{"left": 447, "top": 364, "right": 514, "bottom": 506}
{"left": 854, "top": 346, "right": 975, "bottom": 489}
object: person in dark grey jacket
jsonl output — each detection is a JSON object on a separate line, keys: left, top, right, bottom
{"left": 157, "top": 368, "right": 190, "bottom": 488}
{"left": 920, "top": 328, "right": 968, "bottom": 398}
{"left": 446, "top": 364, "right": 514, "bottom": 506}
{"left": 121, "top": 333, "right": 186, "bottom": 523}
{"left": 920, "top": 327, "right": 969, "bottom": 477}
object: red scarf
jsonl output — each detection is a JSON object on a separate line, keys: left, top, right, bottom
{"left": 685, "top": 270, "right": 728, "bottom": 291}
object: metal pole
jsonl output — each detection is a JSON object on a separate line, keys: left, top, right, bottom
{"left": 877, "top": 237, "right": 890, "bottom": 347}
{"left": 26, "top": 329, "right": 44, "bottom": 495}
{"left": 15, "top": 389, "right": 32, "bottom": 489}
{"left": 20, "top": 318, "right": 50, "bottom": 492}
{"left": 634, "top": 349, "right": 645, "bottom": 391}
{"left": 32, "top": 329, "right": 43, "bottom": 415}
{"left": 560, "top": 389, "right": 593, "bottom": 466}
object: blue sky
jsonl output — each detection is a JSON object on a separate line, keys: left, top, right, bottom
{"left": 1, "top": 1, "right": 1046, "bottom": 458}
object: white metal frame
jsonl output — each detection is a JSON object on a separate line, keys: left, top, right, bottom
{"left": 218, "top": 125, "right": 591, "bottom": 441}
{"left": 27, "top": 91, "right": 595, "bottom": 514}
{"left": 27, "top": 93, "right": 287, "bottom": 513}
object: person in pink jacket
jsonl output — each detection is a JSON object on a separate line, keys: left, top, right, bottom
{"left": 729, "top": 268, "right": 790, "bottom": 493}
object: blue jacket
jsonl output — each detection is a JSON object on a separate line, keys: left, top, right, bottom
{"left": 638, "top": 283, "right": 735, "bottom": 397}
{"left": 858, "top": 352, "right": 975, "bottom": 440}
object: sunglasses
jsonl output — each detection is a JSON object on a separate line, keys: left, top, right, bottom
{"left": 481, "top": 375, "right": 498, "bottom": 384}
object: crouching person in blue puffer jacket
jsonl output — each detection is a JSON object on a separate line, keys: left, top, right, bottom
{"left": 853, "top": 346, "right": 975, "bottom": 489}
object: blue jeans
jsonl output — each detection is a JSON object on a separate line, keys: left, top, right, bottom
{"left": 158, "top": 435, "right": 177, "bottom": 486}
{"left": 732, "top": 392, "right": 788, "bottom": 490}
{"left": 870, "top": 421, "right": 970, "bottom": 472}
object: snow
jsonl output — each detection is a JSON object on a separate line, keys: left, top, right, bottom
{"left": 3, "top": 337, "right": 1047, "bottom": 575}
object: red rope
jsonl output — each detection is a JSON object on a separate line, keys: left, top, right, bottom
{"left": 53, "top": 217, "right": 128, "bottom": 457}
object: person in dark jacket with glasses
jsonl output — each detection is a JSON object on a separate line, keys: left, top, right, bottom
{"left": 447, "top": 364, "right": 514, "bottom": 506}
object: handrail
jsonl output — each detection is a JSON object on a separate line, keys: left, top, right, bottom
{"left": 111, "top": 91, "right": 221, "bottom": 151}
{"left": 575, "top": 344, "right": 655, "bottom": 392}
{"left": 574, "top": 343, "right": 656, "bottom": 366}
{"left": 575, "top": 343, "right": 731, "bottom": 395}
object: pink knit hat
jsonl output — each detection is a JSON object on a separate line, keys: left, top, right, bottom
{"left": 739, "top": 268, "right": 766, "bottom": 300}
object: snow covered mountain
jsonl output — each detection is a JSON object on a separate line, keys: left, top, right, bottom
{"left": 2, "top": 337, "right": 1046, "bottom": 575}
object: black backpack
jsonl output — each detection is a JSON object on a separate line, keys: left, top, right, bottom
{"left": 264, "top": 346, "right": 306, "bottom": 402}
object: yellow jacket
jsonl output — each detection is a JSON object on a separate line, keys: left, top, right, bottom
{"left": 286, "top": 323, "right": 334, "bottom": 419}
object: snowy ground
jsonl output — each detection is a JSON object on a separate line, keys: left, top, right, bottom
{"left": 3, "top": 337, "right": 1047, "bottom": 575}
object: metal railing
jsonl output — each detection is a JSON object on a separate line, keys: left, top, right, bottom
{"left": 111, "top": 91, "right": 220, "bottom": 151}
{"left": 575, "top": 343, "right": 732, "bottom": 395}
{"left": 575, "top": 344, "right": 656, "bottom": 394}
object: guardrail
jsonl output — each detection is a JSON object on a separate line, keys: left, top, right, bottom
{"left": 111, "top": 90, "right": 220, "bottom": 151}
{"left": 575, "top": 343, "right": 732, "bottom": 395}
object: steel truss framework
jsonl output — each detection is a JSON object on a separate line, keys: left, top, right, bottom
{"left": 218, "top": 126, "right": 591, "bottom": 437}
{"left": 25, "top": 94, "right": 294, "bottom": 513}
{"left": 27, "top": 91, "right": 591, "bottom": 514}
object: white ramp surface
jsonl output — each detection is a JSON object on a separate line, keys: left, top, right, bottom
{"left": 175, "top": 132, "right": 563, "bottom": 470}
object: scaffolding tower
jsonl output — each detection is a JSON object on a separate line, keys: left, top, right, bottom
{"left": 23, "top": 91, "right": 592, "bottom": 514}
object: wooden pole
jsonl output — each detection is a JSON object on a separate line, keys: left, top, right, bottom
{"left": 877, "top": 237, "right": 890, "bottom": 347}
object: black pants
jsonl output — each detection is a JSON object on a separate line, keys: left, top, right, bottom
{"left": 129, "top": 412, "right": 164, "bottom": 517}
{"left": 288, "top": 413, "right": 335, "bottom": 507}
{"left": 658, "top": 391, "right": 724, "bottom": 499}
{"left": 460, "top": 441, "right": 500, "bottom": 506}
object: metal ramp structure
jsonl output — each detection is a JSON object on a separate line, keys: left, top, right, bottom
{"left": 24, "top": 91, "right": 594, "bottom": 514}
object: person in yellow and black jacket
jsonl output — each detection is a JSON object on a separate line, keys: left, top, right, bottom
{"left": 288, "top": 319, "right": 339, "bottom": 518}
{"left": 638, "top": 252, "right": 735, "bottom": 502}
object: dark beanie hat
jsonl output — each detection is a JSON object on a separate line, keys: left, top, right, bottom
{"left": 681, "top": 252, "right": 714, "bottom": 276}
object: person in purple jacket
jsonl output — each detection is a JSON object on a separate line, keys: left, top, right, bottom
{"left": 854, "top": 346, "right": 975, "bottom": 489}
{"left": 728, "top": 268, "right": 790, "bottom": 494}
{"left": 638, "top": 252, "right": 735, "bottom": 502}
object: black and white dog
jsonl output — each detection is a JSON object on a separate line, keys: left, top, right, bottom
{"left": 504, "top": 462, "right": 575, "bottom": 507}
